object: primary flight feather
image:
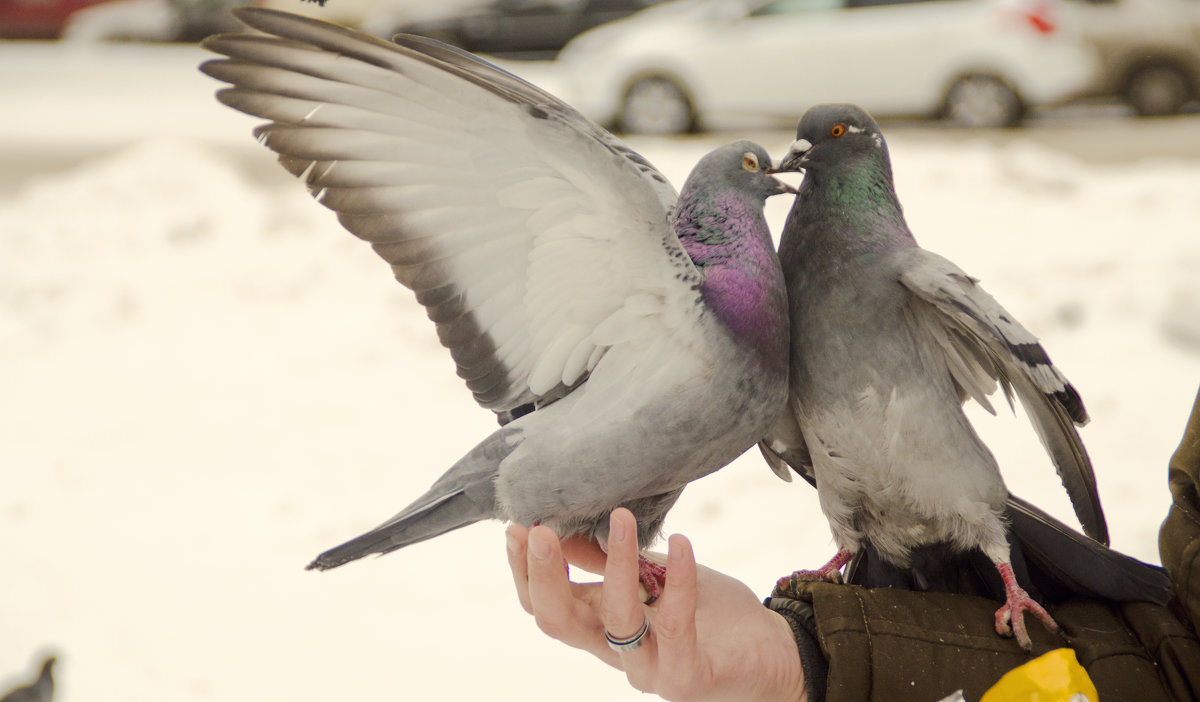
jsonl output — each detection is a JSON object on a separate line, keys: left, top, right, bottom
{"left": 200, "top": 9, "right": 793, "bottom": 592}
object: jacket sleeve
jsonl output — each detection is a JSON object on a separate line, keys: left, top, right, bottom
{"left": 1161, "top": 388, "right": 1200, "bottom": 632}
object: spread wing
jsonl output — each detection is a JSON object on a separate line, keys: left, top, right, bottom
{"left": 896, "top": 247, "right": 1108, "bottom": 545}
{"left": 201, "top": 8, "right": 696, "bottom": 421}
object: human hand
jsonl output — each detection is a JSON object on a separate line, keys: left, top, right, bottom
{"left": 506, "top": 508, "right": 807, "bottom": 702}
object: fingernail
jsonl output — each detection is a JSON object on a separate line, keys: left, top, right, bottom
{"left": 505, "top": 529, "right": 520, "bottom": 555}
{"left": 529, "top": 532, "right": 550, "bottom": 560}
{"left": 610, "top": 512, "right": 627, "bottom": 545}
{"left": 668, "top": 535, "right": 680, "bottom": 563}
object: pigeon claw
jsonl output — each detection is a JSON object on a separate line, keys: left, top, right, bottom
{"left": 993, "top": 561, "right": 1060, "bottom": 651}
{"left": 775, "top": 548, "right": 853, "bottom": 591}
{"left": 638, "top": 555, "right": 667, "bottom": 604}
{"left": 776, "top": 568, "right": 842, "bottom": 588}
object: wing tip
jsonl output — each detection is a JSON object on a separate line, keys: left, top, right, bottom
{"left": 305, "top": 544, "right": 361, "bottom": 571}
{"left": 305, "top": 554, "right": 348, "bottom": 571}
{"left": 1052, "top": 384, "right": 1089, "bottom": 426}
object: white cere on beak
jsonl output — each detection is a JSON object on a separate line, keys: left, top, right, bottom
{"left": 789, "top": 138, "right": 813, "bottom": 158}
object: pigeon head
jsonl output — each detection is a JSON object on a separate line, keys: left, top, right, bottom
{"left": 684, "top": 140, "right": 797, "bottom": 202}
{"left": 777, "top": 104, "right": 886, "bottom": 173}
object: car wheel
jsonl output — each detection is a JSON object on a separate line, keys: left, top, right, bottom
{"left": 943, "top": 75, "right": 1024, "bottom": 129}
{"left": 618, "top": 76, "right": 695, "bottom": 135}
{"left": 1125, "top": 63, "right": 1192, "bottom": 117}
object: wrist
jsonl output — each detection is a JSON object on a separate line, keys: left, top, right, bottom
{"left": 765, "top": 608, "right": 810, "bottom": 702}
{"left": 765, "top": 596, "right": 825, "bottom": 702}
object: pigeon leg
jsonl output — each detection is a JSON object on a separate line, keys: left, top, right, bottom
{"left": 776, "top": 548, "right": 853, "bottom": 590}
{"left": 639, "top": 555, "right": 667, "bottom": 603}
{"left": 993, "top": 560, "right": 1059, "bottom": 651}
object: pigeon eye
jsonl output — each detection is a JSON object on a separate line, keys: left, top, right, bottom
{"left": 831, "top": 124, "right": 847, "bottom": 138}
{"left": 742, "top": 153, "right": 759, "bottom": 171}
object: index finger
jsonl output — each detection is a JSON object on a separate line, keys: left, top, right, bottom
{"left": 651, "top": 534, "right": 700, "bottom": 680}
{"left": 505, "top": 524, "right": 534, "bottom": 613}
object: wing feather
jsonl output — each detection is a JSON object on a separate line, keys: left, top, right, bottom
{"left": 896, "top": 248, "right": 1107, "bottom": 545}
{"left": 202, "top": 8, "right": 693, "bottom": 416}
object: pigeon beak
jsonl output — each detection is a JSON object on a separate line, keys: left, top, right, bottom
{"left": 777, "top": 138, "right": 812, "bottom": 173}
{"left": 765, "top": 173, "right": 798, "bottom": 195}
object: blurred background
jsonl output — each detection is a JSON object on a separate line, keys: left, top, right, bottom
{"left": 3, "top": 0, "right": 1200, "bottom": 127}
{"left": 2, "top": 0, "right": 1199, "bottom": 700}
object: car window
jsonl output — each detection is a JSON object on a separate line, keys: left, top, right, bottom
{"left": 750, "top": 0, "right": 843, "bottom": 16}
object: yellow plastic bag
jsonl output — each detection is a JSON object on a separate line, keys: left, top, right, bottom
{"left": 980, "top": 648, "right": 1099, "bottom": 702}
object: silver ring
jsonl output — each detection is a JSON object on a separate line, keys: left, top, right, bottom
{"left": 605, "top": 616, "right": 650, "bottom": 653}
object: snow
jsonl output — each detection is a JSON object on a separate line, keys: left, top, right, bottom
{"left": 2, "top": 41, "right": 1199, "bottom": 701}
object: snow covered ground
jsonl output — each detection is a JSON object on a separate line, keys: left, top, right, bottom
{"left": 2, "top": 39, "right": 1199, "bottom": 701}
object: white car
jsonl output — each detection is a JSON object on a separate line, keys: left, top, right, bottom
{"left": 1059, "top": 0, "right": 1200, "bottom": 116}
{"left": 556, "top": 0, "right": 1101, "bottom": 132}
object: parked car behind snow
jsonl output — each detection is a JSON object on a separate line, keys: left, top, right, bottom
{"left": 60, "top": 0, "right": 243, "bottom": 42}
{"left": 557, "top": 0, "right": 1101, "bottom": 133}
{"left": 1063, "top": 0, "right": 1200, "bottom": 116}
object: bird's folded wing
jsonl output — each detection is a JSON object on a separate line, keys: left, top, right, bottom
{"left": 758, "top": 407, "right": 814, "bottom": 485}
{"left": 896, "top": 247, "right": 1108, "bottom": 545}
{"left": 201, "top": 8, "right": 695, "bottom": 417}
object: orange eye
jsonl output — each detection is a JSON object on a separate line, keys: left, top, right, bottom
{"left": 831, "top": 124, "right": 846, "bottom": 138}
{"left": 742, "top": 153, "right": 759, "bottom": 171}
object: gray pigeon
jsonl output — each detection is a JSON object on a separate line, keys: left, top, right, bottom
{"left": 201, "top": 9, "right": 792, "bottom": 594}
{"left": 0, "top": 656, "right": 55, "bottom": 702}
{"left": 764, "top": 103, "right": 1109, "bottom": 650}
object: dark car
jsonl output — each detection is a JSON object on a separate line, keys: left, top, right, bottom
{"left": 362, "top": 0, "right": 665, "bottom": 58}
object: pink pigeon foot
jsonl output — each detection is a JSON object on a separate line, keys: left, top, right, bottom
{"left": 638, "top": 555, "right": 667, "bottom": 603}
{"left": 776, "top": 548, "right": 853, "bottom": 590}
{"left": 993, "top": 561, "right": 1060, "bottom": 651}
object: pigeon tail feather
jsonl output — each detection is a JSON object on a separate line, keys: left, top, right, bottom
{"left": 306, "top": 431, "right": 516, "bottom": 571}
{"left": 1006, "top": 494, "right": 1169, "bottom": 605}
{"left": 306, "top": 490, "right": 489, "bottom": 570}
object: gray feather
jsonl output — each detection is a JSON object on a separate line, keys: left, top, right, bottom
{"left": 203, "top": 10, "right": 791, "bottom": 571}
{"left": 774, "top": 103, "right": 1108, "bottom": 592}
{"left": 759, "top": 408, "right": 813, "bottom": 485}
{"left": 898, "top": 248, "right": 1106, "bottom": 543}
{"left": 0, "top": 657, "right": 55, "bottom": 702}
{"left": 307, "top": 431, "right": 517, "bottom": 570}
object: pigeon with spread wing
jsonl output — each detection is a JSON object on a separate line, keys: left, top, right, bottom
{"left": 201, "top": 9, "right": 793, "bottom": 595}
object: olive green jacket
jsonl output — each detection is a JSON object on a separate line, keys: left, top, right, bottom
{"left": 768, "top": 389, "right": 1200, "bottom": 702}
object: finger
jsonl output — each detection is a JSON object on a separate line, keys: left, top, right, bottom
{"left": 560, "top": 536, "right": 609, "bottom": 574}
{"left": 600, "top": 508, "right": 648, "bottom": 643}
{"left": 527, "top": 526, "right": 573, "bottom": 621}
{"left": 505, "top": 524, "right": 533, "bottom": 614}
{"left": 526, "top": 525, "right": 602, "bottom": 649}
{"left": 599, "top": 509, "right": 661, "bottom": 692}
{"left": 653, "top": 534, "right": 701, "bottom": 685}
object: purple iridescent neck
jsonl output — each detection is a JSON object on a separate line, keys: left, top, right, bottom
{"left": 672, "top": 189, "right": 788, "bottom": 372}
